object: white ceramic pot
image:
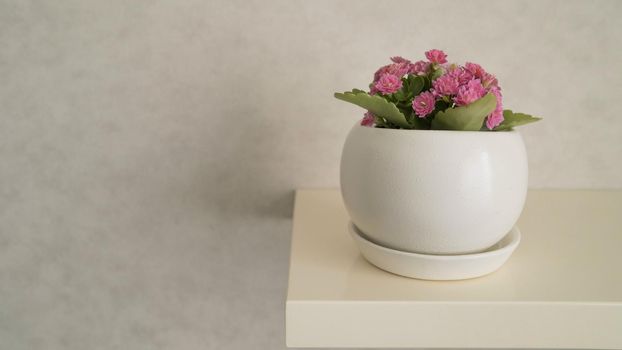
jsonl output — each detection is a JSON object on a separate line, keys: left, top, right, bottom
{"left": 340, "top": 123, "right": 528, "bottom": 255}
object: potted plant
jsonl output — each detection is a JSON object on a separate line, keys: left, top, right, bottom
{"left": 336, "top": 50, "right": 540, "bottom": 279}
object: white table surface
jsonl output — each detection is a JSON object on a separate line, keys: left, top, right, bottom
{"left": 286, "top": 189, "right": 622, "bottom": 349}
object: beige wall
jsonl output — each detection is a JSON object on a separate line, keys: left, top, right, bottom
{"left": 1, "top": 1, "right": 621, "bottom": 349}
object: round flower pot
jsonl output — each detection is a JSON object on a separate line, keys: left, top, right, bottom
{"left": 340, "top": 123, "right": 528, "bottom": 255}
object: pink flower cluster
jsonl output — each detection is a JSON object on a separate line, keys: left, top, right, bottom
{"left": 361, "top": 112, "right": 375, "bottom": 126}
{"left": 374, "top": 74, "right": 402, "bottom": 95}
{"left": 412, "top": 91, "right": 435, "bottom": 118}
{"left": 362, "top": 49, "right": 504, "bottom": 130}
{"left": 370, "top": 55, "right": 431, "bottom": 95}
{"left": 414, "top": 52, "right": 503, "bottom": 129}
{"left": 425, "top": 49, "right": 447, "bottom": 64}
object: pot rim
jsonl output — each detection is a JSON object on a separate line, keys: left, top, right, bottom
{"left": 353, "top": 122, "right": 519, "bottom": 136}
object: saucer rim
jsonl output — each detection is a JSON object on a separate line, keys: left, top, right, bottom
{"left": 349, "top": 222, "right": 521, "bottom": 261}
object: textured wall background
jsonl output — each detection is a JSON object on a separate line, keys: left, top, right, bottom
{"left": 1, "top": 0, "right": 621, "bottom": 349}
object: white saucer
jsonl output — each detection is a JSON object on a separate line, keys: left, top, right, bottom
{"left": 349, "top": 222, "right": 521, "bottom": 281}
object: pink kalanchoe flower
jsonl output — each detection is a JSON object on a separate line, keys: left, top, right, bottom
{"left": 464, "top": 62, "right": 497, "bottom": 88}
{"left": 454, "top": 79, "right": 486, "bottom": 106}
{"left": 485, "top": 87, "right": 504, "bottom": 130}
{"left": 373, "top": 62, "right": 411, "bottom": 82}
{"left": 425, "top": 49, "right": 448, "bottom": 64}
{"left": 481, "top": 72, "right": 498, "bottom": 89}
{"left": 374, "top": 74, "right": 402, "bottom": 94}
{"left": 465, "top": 62, "right": 486, "bottom": 79}
{"left": 432, "top": 73, "right": 459, "bottom": 97}
{"left": 410, "top": 60, "right": 431, "bottom": 75}
{"left": 361, "top": 112, "right": 375, "bottom": 127}
{"left": 386, "top": 62, "right": 411, "bottom": 78}
{"left": 486, "top": 110, "right": 504, "bottom": 130}
{"left": 390, "top": 56, "right": 411, "bottom": 64}
{"left": 448, "top": 66, "right": 473, "bottom": 85}
{"left": 412, "top": 91, "right": 436, "bottom": 118}
{"left": 373, "top": 65, "right": 388, "bottom": 83}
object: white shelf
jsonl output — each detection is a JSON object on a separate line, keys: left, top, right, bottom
{"left": 286, "top": 189, "right": 622, "bottom": 349}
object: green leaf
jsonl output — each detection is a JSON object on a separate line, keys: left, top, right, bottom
{"left": 393, "top": 89, "right": 407, "bottom": 102}
{"left": 411, "top": 115, "right": 430, "bottom": 130}
{"left": 431, "top": 93, "right": 497, "bottom": 131}
{"left": 334, "top": 90, "right": 411, "bottom": 128}
{"left": 494, "top": 110, "right": 542, "bottom": 131}
{"left": 407, "top": 75, "right": 425, "bottom": 96}
{"left": 421, "top": 75, "right": 432, "bottom": 91}
{"left": 400, "top": 105, "right": 429, "bottom": 130}
{"left": 430, "top": 68, "right": 444, "bottom": 81}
